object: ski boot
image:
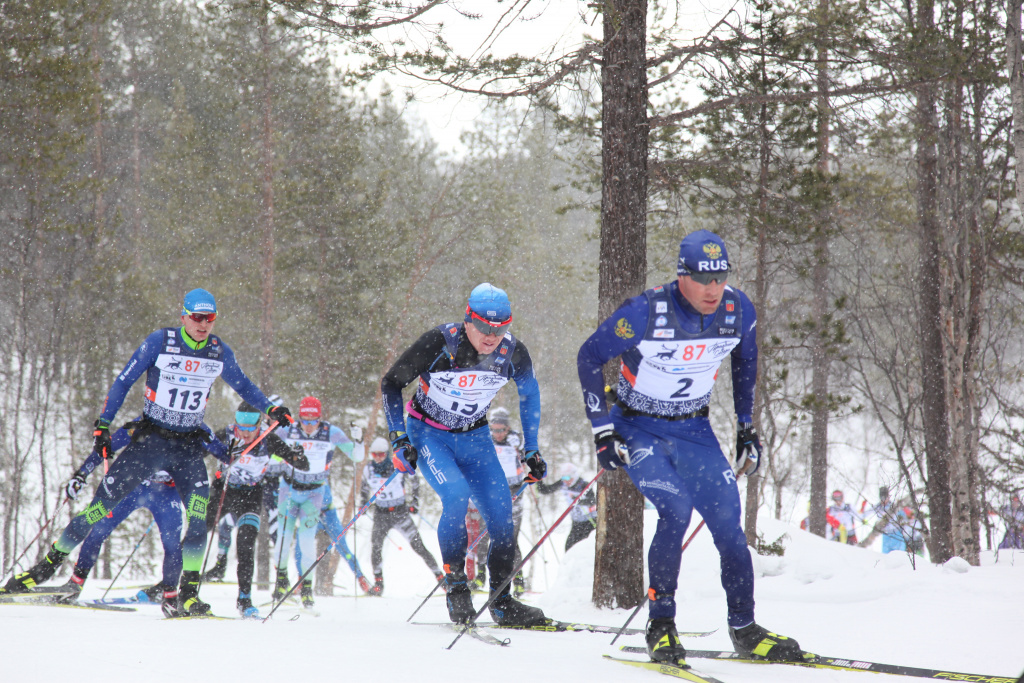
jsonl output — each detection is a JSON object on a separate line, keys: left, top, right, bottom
{"left": 55, "top": 575, "right": 85, "bottom": 604}
{"left": 300, "top": 579, "right": 315, "bottom": 608}
{"left": 488, "top": 590, "right": 546, "bottom": 627}
{"left": 470, "top": 565, "right": 487, "bottom": 592}
{"left": 237, "top": 591, "right": 259, "bottom": 619}
{"left": 175, "top": 571, "right": 211, "bottom": 616}
{"left": 272, "top": 568, "right": 291, "bottom": 602}
{"left": 137, "top": 583, "right": 168, "bottom": 604}
{"left": 369, "top": 572, "right": 383, "bottom": 597}
{"left": 160, "top": 588, "right": 181, "bottom": 618}
{"left": 513, "top": 571, "right": 526, "bottom": 598}
{"left": 444, "top": 569, "right": 474, "bottom": 624}
{"left": 203, "top": 554, "right": 228, "bottom": 582}
{"left": 356, "top": 575, "right": 373, "bottom": 595}
{"left": 1, "top": 544, "right": 69, "bottom": 594}
{"left": 646, "top": 617, "right": 689, "bottom": 667}
{"left": 729, "top": 622, "right": 804, "bottom": 662}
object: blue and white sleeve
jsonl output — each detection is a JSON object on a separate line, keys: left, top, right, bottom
{"left": 576, "top": 296, "right": 649, "bottom": 432}
{"left": 98, "top": 331, "right": 164, "bottom": 426}
{"left": 329, "top": 425, "right": 362, "bottom": 462}
{"left": 730, "top": 292, "right": 758, "bottom": 424}
{"left": 510, "top": 342, "right": 541, "bottom": 452}
{"left": 217, "top": 342, "right": 273, "bottom": 415}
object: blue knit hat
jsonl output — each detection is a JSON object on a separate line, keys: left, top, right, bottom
{"left": 677, "top": 230, "right": 730, "bottom": 277}
{"left": 182, "top": 288, "right": 217, "bottom": 315}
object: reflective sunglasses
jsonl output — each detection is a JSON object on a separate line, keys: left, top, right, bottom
{"left": 466, "top": 307, "right": 511, "bottom": 337}
{"left": 682, "top": 269, "right": 729, "bottom": 286}
{"left": 235, "top": 423, "right": 259, "bottom": 432}
{"left": 300, "top": 418, "right": 319, "bottom": 426}
{"left": 185, "top": 310, "right": 217, "bottom": 323}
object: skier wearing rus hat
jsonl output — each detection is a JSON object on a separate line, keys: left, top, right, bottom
{"left": 577, "top": 230, "right": 806, "bottom": 666}
{"left": 381, "top": 283, "right": 548, "bottom": 626}
{"left": 1, "top": 288, "right": 293, "bottom": 617}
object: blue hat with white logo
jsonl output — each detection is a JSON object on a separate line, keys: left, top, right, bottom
{"left": 182, "top": 288, "right": 217, "bottom": 315}
{"left": 677, "top": 230, "right": 730, "bottom": 276}
{"left": 466, "top": 283, "right": 511, "bottom": 323}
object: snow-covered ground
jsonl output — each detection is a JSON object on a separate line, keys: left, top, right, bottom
{"left": 3, "top": 512, "right": 1021, "bottom": 682}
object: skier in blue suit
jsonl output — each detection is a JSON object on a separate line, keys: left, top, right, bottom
{"left": 577, "top": 230, "right": 804, "bottom": 666}
{"left": 2, "top": 288, "right": 293, "bottom": 618}
{"left": 60, "top": 420, "right": 229, "bottom": 603}
{"left": 381, "top": 283, "right": 547, "bottom": 626}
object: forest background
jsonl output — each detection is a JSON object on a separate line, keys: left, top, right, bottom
{"left": 3, "top": 0, "right": 1024, "bottom": 600}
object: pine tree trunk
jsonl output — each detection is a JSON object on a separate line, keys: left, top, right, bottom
{"left": 913, "top": 0, "right": 953, "bottom": 563}
{"left": 1007, "top": 0, "right": 1024, "bottom": 211}
{"left": 592, "top": 0, "right": 647, "bottom": 610}
{"left": 258, "top": 1, "right": 276, "bottom": 390}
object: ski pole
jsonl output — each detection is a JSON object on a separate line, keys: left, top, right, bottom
{"left": 198, "top": 421, "right": 279, "bottom": 586}
{"left": 101, "top": 520, "right": 156, "bottom": 599}
{"left": 406, "top": 481, "right": 533, "bottom": 623}
{"left": 447, "top": 472, "right": 604, "bottom": 649}
{"left": 7, "top": 497, "right": 67, "bottom": 575}
{"left": 609, "top": 518, "right": 706, "bottom": 646}
{"left": 263, "top": 470, "right": 399, "bottom": 622}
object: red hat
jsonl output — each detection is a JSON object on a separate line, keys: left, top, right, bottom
{"left": 299, "top": 396, "right": 322, "bottom": 419}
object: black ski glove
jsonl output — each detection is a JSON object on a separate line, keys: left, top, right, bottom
{"left": 65, "top": 471, "right": 88, "bottom": 500}
{"left": 735, "top": 423, "right": 762, "bottom": 476}
{"left": 267, "top": 405, "right": 293, "bottom": 426}
{"left": 523, "top": 450, "right": 546, "bottom": 482}
{"left": 93, "top": 419, "right": 112, "bottom": 459}
{"left": 594, "top": 426, "right": 630, "bottom": 470}
{"left": 390, "top": 431, "right": 418, "bottom": 472}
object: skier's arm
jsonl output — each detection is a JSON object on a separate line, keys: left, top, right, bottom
{"left": 202, "top": 425, "right": 230, "bottom": 465}
{"left": 217, "top": 342, "right": 273, "bottom": 414}
{"left": 730, "top": 291, "right": 758, "bottom": 424}
{"left": 75, "top": 427, "right": 134, "bottom": 478}
{"left": 381, "top": 328, "right": 449, "bottom": 433}
{"left": 510, "top": 341, "right": 541, "bottom": 452}
{"left": 267, "top": 433, "right": 309, "bottom": 471}
{"left": 329, "top": 425, "right": 361, "bottom": 463}
{"left": 98, "top": 331, "right": 165, "bottom": 426}
{"left": 576, "top": 296, "right": 649, "bottom": 432}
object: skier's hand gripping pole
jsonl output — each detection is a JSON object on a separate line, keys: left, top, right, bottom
{"left": 262, "top": 470, "right": 400, "bottom": 623}
{"left": 446, "top": 470, "right": 606, "bottom": 650}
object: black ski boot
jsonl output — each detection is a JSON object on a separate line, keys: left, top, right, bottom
{"left": 513, "top": 571, "right": 526, "bottom": 598}
{"left": 203, "top": 555, "right": 227, "bottom": 582}
{"left": 729, "top": 622, "right": 804, "bottom": 662}
{"left": 138, "top": 583, "right": 169, "bottom": 603}
{"left": 470, "top": 565, "right": 487, "bottom": 591}
{"left": 55, "top": 576, "right": 84, "bottom": 604}
{"left": 646, "top": 617, "right": 689, "bottom": 667}
{"left": 1, "top": 545, "right": 69, "bottom": 593}
{"left": 488, "top": 590, "right": 547, "bottom": 627}
{"left": 237, "top": 591, "right": 259, "bottom": 619}
{"left": 272, "top": 568, "right": 291, "bottom": 602}
{"left": 176, "top": 571, "right": 211, "bottom": 616}
{"left": 444, "top": 570, "right": 474, "bottom": 624}
{"left": 369, "top": 572, "right": 383, "bottom": 596}
{"left": 160, "top": 588, "right": 181, "bottom": 618}
{"left": 300, "top": 579, "right": 314, "bottom": 608}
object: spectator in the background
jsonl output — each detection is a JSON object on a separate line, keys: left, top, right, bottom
{"left": 998, "top": 495, "right": 1024, "bottom": 550}
{"left": 537, "top": 463, "right": 597, "bottom": 552}
{"left": 827, "top": 490, "right": 859, "bottom": 545}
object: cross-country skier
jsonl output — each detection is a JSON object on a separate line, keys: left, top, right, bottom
{"left": 60, "top": 420, "right": 229, "bottom": 603}
{"left": 205, "top": 402, "right": 309, "bottom": 617}
{"left": 537, "top": 463, "right": 597, "bottom": 552}
{"left": 0, "top": 288, "right": 293, "bottom": 617}
{"left": 466, "top": 408, "right": 528, "bottom": 594}
{"left": 380, "top": 283, "right": 548, "bottom": 625}
{"left": 828, "top": 490, "right": 860, "bottom": 544}
{"left": 576, "top": 230, "right": 805, "bottom": 666}
{"left": 272, "top": 395, "right": 362, "bottom": 607}
{"left": 361, "top": 437, "right": 444, "bottom": 595}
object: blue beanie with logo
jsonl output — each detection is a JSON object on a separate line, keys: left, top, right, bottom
{"left": 182, "top": 288, "right": 217, "bottom": 316}
{"left": 677, "top": 230, "right": 730, "bottom": 276}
